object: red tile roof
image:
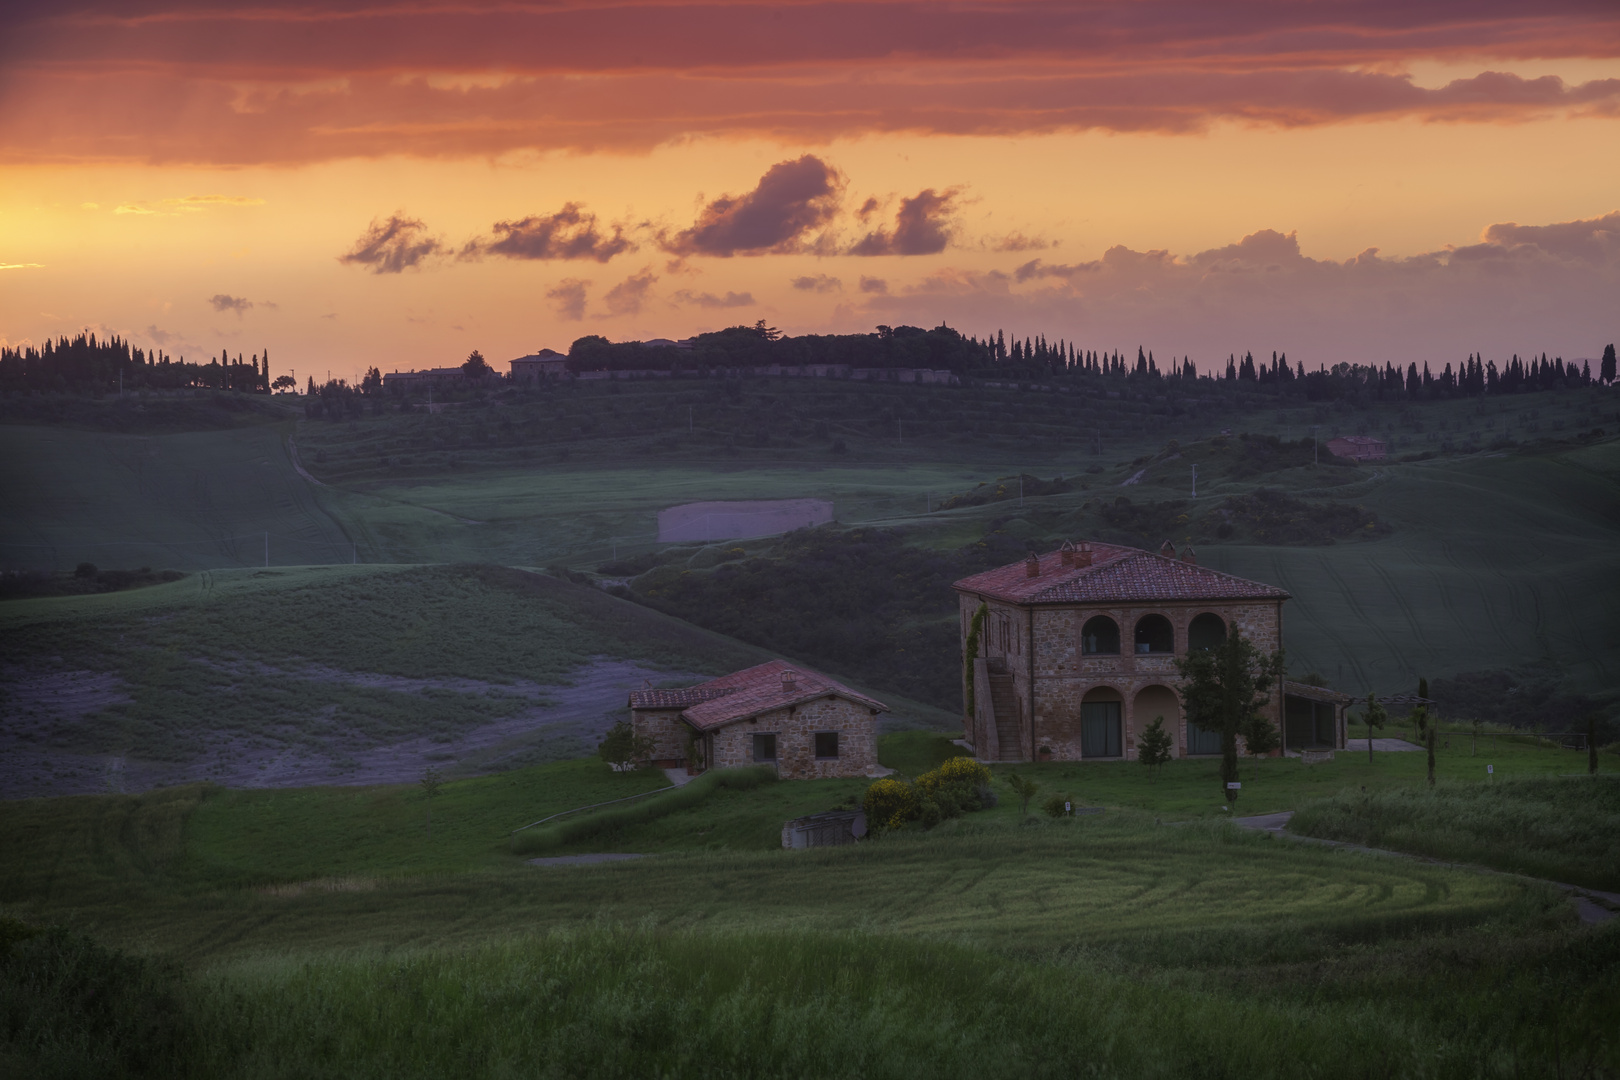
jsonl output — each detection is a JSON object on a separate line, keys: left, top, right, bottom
{"left": 952, "top": 543, "right": 1289, "bottom": 605}
{"left": 630, "top": 659, "right": 887, "bottom": 732}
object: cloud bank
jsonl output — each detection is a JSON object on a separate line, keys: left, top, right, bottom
{"left": 4, "top": 3, "right": 1618, "bottom": 163}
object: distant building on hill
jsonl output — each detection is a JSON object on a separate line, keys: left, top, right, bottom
{"left": 381, "top": 366, "right": 466, "bottom": 390}
{"left": 628, "top": 660, "right": 887, "bottom": 779}
{"left": 1324, "top": 435, "right": 1385, "bottom": 461}
{"left": 509, "top": 349, "right": 568, "bottom": 384}
{"left": 952, "top": 540, "right": 1347, "bottom": 762}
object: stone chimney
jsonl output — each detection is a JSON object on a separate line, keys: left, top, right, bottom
{"left": 1059, "top": 540, "right": 1077, "bottom": 568}
{"left": 1025, "top": 553, "right": 1041, "bottom": 578}
{"left": 1181, "top": 545, "right": 1198, "bottom": 565}
{"left": 780, "top": 669, "right": 797, "bottom": 693}
{"left": 1076, "top": 542, "right": 1093, "bottom": 568}
{"left": 1159, "top": 540, "right": 1177, "bottom": 559}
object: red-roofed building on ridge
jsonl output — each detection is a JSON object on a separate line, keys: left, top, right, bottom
{"left": 628, "top": 660, "right": 888, "bottom": 779}
{"left": 953, "top": 541, "right": 1346, "bottom": 762}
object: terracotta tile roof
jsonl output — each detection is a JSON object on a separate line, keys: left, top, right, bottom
{"left": 632, "top": 659, "right": 887, "bottom": 732}
{"left": 952, "top": 543, "right": 1289, "bottom": 604}
{"left": 627, "top": 685, "right": 736, "bottom": 709}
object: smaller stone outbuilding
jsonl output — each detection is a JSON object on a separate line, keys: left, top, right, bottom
{"left": 628, "top": 660, "right": 887, "bottom": 780}
{"left": 1324, "top": 435, "right": 1385, "bottom": 461}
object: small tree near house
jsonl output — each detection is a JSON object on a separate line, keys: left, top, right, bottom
{"left": 598, "top": 720, "right": 654, "bottom": 772}
{"left": 1004, "top": 772, "right": 1040, "bottom": 816}
{"left": 1241, "top": 710, "right": 1280, "bottom": 759}
{"left": 1175, "top": 629, "right": 1284, "bottom": 807}
{"left": 1358, "top": 692, "right": 1389, "bottom": 765}
{"left": 1137, "top": 716, "right": 1173, "bottom": 776}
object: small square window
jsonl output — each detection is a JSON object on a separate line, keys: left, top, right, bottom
{"left": 752, "top": 733, "right": 777, "bottom": 762}
{"left": 814, "top": 731, "right": 839, "bottom": 759}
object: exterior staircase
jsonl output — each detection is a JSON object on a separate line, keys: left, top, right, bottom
{"left": 985, "top": 659, "right": 1024, "bottom": 761}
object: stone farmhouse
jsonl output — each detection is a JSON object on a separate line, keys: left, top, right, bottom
{"left": 629, "top": 660, "right": 887, "bottom": 779}
{"left": 953, "top": 541, "right": 1347, "bottom": 762}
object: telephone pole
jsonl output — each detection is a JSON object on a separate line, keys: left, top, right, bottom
{"left": 1191, "top": 463, "right": 1198, "bottom": 499}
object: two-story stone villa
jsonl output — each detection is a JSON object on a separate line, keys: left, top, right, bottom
{"left": 953, "top": 541, "right": 1345, "bottom": 762}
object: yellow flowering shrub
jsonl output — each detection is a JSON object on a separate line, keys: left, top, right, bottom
{"left": 862, "top": 777, "right": 918, "bottom": 831}
{"left": 914, "top": 754, "right": 991, "bottom": 797}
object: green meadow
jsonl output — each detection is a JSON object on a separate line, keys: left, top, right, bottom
{"left": 4, "top": 745, "right": 1618, "bottom": 1078}
{"left": 4, "top": 381, "right": 1619, "bottom": 1076}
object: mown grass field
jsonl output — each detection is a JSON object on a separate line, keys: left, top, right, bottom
{"left": 4, "top": 760, "right": 1616, "bottom": 1079}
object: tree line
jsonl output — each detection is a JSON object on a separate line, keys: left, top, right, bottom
{"left": 0, "top": 333, "right": 278, "bottom": 394}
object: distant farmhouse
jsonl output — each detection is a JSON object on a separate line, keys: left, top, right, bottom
{"left": 629, "top": 660, "right": 887, "bottom": 779}
{"left": 1325, "top": 435, "right": 1385, "bottom": 461}
{"left": 953, "top": 541, "right": 1347, "bottom": 762}
{"left": 509, "top": 349, "right": 568, "bottom": 384}
{"left": 380, "top": 366, "right": 467, "bottom": 390}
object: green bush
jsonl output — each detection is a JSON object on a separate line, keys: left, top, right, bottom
{"left": 1041, "top": 793, "right": 1074, "bottom": 818}
{"left": 510, "top": 766, "right": 776, "bottom": 856}
{"left": 863, "top": 777, "right": 919, "bottom": 831}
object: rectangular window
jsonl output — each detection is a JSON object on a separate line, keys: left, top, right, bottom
{"left": 814, "top": 731, "right": 839, "bottom": 759}
{"left": 752, "top": 733, "right": 777, "bottom": 762}
{"left": 1080, "top": 701, "right": 1122, "bottom": 758}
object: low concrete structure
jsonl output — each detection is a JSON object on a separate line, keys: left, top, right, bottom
{"left": 1325, "top": 435, "right": 1385, "bottom": 461}
{"left": 781, "top": 810, "right": 867, "bottom": 848}
{"left": 628, "top": 660, "right": 886, "bottom": 779}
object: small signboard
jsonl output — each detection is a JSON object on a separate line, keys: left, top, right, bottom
{"left": 1487, "top": 765, "right": 1494, "bottom": 775}
{"left": 1226, "top": 782, "right": 1242, "bottom": 789}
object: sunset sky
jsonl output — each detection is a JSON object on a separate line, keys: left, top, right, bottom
{"left": 3, "top": 1, "right": 1618, "bottom": 382}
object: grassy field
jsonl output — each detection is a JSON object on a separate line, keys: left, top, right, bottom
{"left": 5, "top": 729, "right": 1619, "bottom": 1077}
{"left": 1289, "top": 776, "right": 1620, "bottom": 890}
{"left": 4, "top": 770, "right": 1615, "bottom": 1078}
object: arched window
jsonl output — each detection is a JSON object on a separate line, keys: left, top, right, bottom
{"left": 1081, "top": 616, "right": 1120, "bottom": 655}
{"left": 1188, "top": 612, "right": 1226, "bottom": 653}
{"left": 1134, "top": 614, "right": 1174, "bottom": 654}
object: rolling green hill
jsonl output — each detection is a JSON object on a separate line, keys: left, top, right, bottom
{"left": 3, "top": 381, "right": 1616, "bottom": 710}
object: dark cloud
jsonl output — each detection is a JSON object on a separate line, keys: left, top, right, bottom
{"left": 604, "top": 268, "right": 657, "bottom": 315}
{"left": 339, "top": 213, "right": 444, "bottom": 274}
{"left": 664, "top": 156, "right": 842, "bottom": 257}
{"left": 673, "top": 289, "right": 754, "bottom": 309}
{"left": 792, "top": 274, "right": 842, "bottom": 293}
{"left": 208, "top": 294, "right": 254, "bottom": 315}
{"left": 465, "top": 203, "right": 633, "bottom": 262}
{"left": 546, "top": 278, "right": 590, "bottom": 321}
{"left": 849, "top": 188, "right": 957, "bottom": 256}
{"left": 859, "top": 276, "right": 889, "bottom": 294}
{"left": 990, "top": 232, "right": 1051, "bottom": 253}
{"left": 856, "top": 197, "right": 881, "bottom": 222}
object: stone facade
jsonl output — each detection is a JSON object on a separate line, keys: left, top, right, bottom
{"left": 634, "top": 708, "right": 689, "bottom": 768}
{"left": 953, "top": 544, "right": 1293, "bottom": 762}
{"left": 627, "top": 660, "right": 886, "bottom": 779}
{"left": 703, "top": 696, "right": 878, "bottom": 779}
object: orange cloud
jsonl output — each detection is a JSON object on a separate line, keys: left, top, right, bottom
{"left": 339, "top": 213, "right": 444, "bottom": 273}
{"left": 463, "top": 204, "right": 634, "bottom": 263}
{"left": 663, "top": 156, "right": 843, "bottom": 257}
{"left": 5, "top": 3, "right": 1617, "bottom": 164}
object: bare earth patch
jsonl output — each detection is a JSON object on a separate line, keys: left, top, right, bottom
{"left": 0, "top": 658, "right": 701, "bottom": 798}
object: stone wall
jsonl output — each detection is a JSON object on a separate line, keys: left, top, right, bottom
{"left": 631, "top": 708, "right": 689, "bottom": 767}
{"left": 707, "top": 696, "right": 879, "bottom": 779}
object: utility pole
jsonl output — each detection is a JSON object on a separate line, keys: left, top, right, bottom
{"left": 1312, "top": 425, "right": 1320, "bottom": 465}
{"left": 1191, "top": 463, "right": 1198, "bottom": 499}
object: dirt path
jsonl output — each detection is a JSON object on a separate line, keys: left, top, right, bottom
{"left": 1233, "top": 810, "right": 1618, "bottom": 925}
